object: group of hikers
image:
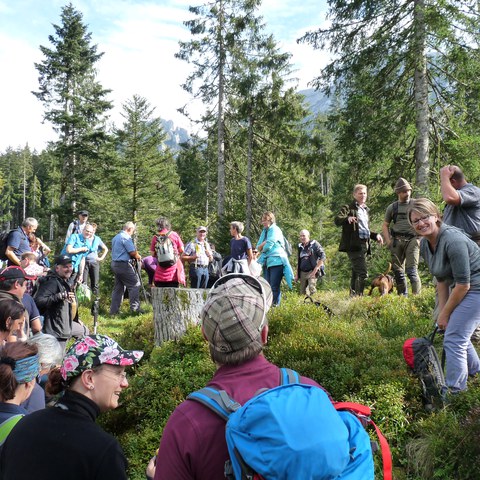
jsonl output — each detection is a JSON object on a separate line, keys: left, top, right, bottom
{"left": 0, "top": 164, "right": 479, "bottom": 478}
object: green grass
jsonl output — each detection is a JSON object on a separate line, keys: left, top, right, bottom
{"left": 80, "top": 287, "right": 480, "bottom": 480}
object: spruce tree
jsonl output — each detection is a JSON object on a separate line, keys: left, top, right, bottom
{"left": 33, "top": 3, "right": 112, "bottom": 216}
{"left": 176, "top": 0, "right": 263, "bottom": 220}
{"left": 111, "top": 95, "right": 184, "bottom": 250}
{"left": 299, "top": 0, "right": 480, "bottom": 194}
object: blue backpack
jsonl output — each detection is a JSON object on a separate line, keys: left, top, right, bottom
{"left": 188, "top": 368, "right": 392, "bottom": 480}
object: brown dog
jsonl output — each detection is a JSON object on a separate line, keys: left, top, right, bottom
{"left": 368, "top": 263, "right": 394, "bottom": 296}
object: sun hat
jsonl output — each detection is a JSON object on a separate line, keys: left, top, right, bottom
{"left": 60, "top": 334, "right": 144, "bottom": 381}
{"left": 201, "top": 274, "right": 273, "bottom": 354}
{"left": 196, "top": 226, "right": 208, "bottom": 232}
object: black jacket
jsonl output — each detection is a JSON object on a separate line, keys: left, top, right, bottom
{"left": 34, "top": 271, "right": 77, "bottom": 340}
{"left": 297, "top": 240, "right": 326, "bottom": 276}
{"left": 335, "top": 200, "right": 379, "bottom": 254}
{"left": 0, "top": 390, "right": 128, "bottom": 480}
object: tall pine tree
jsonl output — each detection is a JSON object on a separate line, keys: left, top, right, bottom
{"left": 111, "top": 95, "right": 184, "bottom": 250}
{"left": 176, "top": 0, "right": 264, "bottom": 220}
{"left": 299, "top": 0, "right": 480, "bottom": 194}
{"left": 33, "top": 3, "right": 112, "bottom": 217}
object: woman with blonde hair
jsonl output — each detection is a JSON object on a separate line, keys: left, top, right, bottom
{"left": 256, "top": 212, "right": 293, "bottom": 306}
{"left": 408, "top": 197, "right": 480, "bottom": 394}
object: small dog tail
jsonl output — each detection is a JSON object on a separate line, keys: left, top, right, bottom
{"left": 384, "top": 262, "right": 392, "bottom": 276}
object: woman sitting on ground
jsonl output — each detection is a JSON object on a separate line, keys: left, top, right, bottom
{"left": 0, "top": 299, "right": 27, "bottom": 344}
{"left": 21, "top": 333, "right": 64, "bottom": 413}
{"left": 0, "top": 342, "right": 39, "bottom": 446}
{"left": 408, "top": 198, "right": 480, "bottom": 394}
{"left": 0, "top": 334, "right": 144, "bottom": 479}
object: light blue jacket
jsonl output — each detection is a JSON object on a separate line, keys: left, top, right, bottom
{"left": 256, "top": 224, "right": 294, "bottom": 288}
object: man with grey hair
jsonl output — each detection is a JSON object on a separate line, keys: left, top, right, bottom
{"left": 295, "top": 229, "right": 326, "bottom": 297}
{"left": 152, "top": 273, "right": 322, "bottom": 479}
{"left": 109, "top": 222, "right": 142, "bottom": 315}
{"left": 5, "top": 217, "right": 39, "bottom": 266}
{"left": 34, "top": 254, "right": 89, "bottom": 351}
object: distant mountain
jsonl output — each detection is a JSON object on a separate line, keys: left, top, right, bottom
{"left": 161, "top": 119, "right": 190, "bottom": 151}
{"left": 160, "top": 89, "right": 330, "bottom": 149}
{"left": 298, "top": 88, "right": 331, "bottom": 117}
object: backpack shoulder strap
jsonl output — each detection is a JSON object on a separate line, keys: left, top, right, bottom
{"left": 0, "top": 414, "right": 23, "bottom": 446}
{"left": 334, "top": 401, "right": 392, "bottom": 480}
{"left": 188, "top": 368, "right": 300, "bottom": 419}
{"left": 280, "top": 367, "right": 300, "bottom": 385}
{"left": 187, "top": 387, "right": 241, "bottom": 421}
{"left": 392, "top": 201, "right": 399, "bottom": 224}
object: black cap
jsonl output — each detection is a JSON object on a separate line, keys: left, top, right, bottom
{"left": 78, "top": 210, "right": 89, "bottom": 216}
{"left": 54, "top": 254, "right": 73, "bottom": 266}
{"left": 0, "top": 266, "right": 35, "bottom": 282}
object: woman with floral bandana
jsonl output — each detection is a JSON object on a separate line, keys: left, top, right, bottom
{"left": 0, "top": 334, "right": 143, "bottom": 479}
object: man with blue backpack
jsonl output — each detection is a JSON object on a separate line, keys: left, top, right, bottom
{"left": 151, "top": 273, "right": 390, "bottom": 480}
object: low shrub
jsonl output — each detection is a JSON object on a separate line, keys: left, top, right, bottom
{"left": 405, "top": 385, "right": 480, "bottom": 479}
{"left": 98, "top": 286, "right": 479, "bottom": 480}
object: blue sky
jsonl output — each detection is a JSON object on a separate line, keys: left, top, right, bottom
{"left": 0, "top": 0, "right": 329, "bottom": 152}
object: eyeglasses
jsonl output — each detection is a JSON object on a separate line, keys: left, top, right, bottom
{"left": 411, "top": 214, "right": 432, "bottom": 226}
{"left": 97, "top": 369, "right": 128, "bottom": 382}
{"left": 210, "top": 273, "right": 267, "bottom": 331}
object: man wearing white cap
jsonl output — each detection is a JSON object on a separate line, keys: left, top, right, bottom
{"left": 152, "top": 274, "right": 322, "bottom": 480}
{"left": 181, "top": 226, "right": 213, "bottom": 288}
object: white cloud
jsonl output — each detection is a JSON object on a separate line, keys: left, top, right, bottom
{"left": 0, "top": 0, "right": 330, "bottom": 152}
{"left": 0, "top": 33, "right": 56, "bottom": 151}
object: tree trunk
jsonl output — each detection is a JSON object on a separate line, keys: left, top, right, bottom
{"left": 246, "top": 111, "right": 254, "bottom": 235}
{"left": 413, "top": 0, "right": 430, "bottom": 195}
{"left": 151, "top": 287, "right": 207, "bottom": 345}
{"left": 217, "top": 0, "right": 226, "bottom": 219}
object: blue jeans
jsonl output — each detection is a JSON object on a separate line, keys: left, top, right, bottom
{"left": 189, "top": 266, "right": 209, "bottom": 289}
{"left": 443, "top": 291, "right": 480, "bottom": 392}
{"left": 264, "top": 265, "right": 284, "bottom": 306}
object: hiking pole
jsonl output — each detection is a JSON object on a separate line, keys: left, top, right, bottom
{"left": 91, "top": 298, "right": 100, "bottom": 334}
{"left": 131, "top": 227, "right": 151, "bottom": 304}
{"left": 134, "top": 258, "right": 151, "bottom": 304}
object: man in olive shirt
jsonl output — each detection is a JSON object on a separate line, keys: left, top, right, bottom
{"left": 382, "top": 178, "right": 421, "bottom": 295}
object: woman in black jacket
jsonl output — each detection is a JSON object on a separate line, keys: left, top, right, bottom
{"left": 0, "top": 334, "right": 143, "bottom": 480}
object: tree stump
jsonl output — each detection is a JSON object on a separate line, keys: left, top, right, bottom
{"left": 151, "top": 287, "right": 208, "bottom": 345}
